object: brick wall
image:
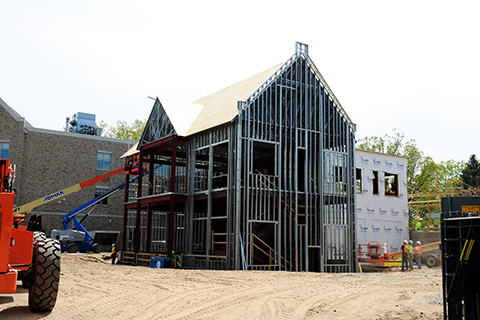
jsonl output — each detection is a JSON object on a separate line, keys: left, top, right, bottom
{"left": 0, "top": 98, "right": 134, "bottom": 240}
{"left": 0, "top": 102, "right": 27, "bottom": 192}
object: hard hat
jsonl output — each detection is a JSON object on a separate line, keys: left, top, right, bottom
{"left": 409, "top": 240, "right": 413, "bottom": 244}
{"left": 403, "top": 240, "right": 408, "bottom": 244}
{"left": 416, "top": 241, "right": 421, "bottom": 245}
{"left": 112, "top": 243, "right": 116, "bottom": 247}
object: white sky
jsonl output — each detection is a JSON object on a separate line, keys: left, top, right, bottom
{"left": 1, "top": 1, "right": 479, "bottom": 162}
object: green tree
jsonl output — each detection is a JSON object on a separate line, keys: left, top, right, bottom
{"left": 403, "top": 142, "right": 424, "bottom": 186}
{"left": 357, "top": 129, "right": 424, "bottom": 186}
{"left": 413, "top": 156, "right": 438, "bottom": 188}
{"left": 102, "top": 119, "right": 146, "bottom": 141}
{"left": 437, "top": 160, "right": 466, "bottom": 183}
{"left": 460, "top": 154, "right": 480, "bottom": 188}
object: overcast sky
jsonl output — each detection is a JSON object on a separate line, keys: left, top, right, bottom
{"left": 1, "top": 1, "right": 478, "bottom": 163}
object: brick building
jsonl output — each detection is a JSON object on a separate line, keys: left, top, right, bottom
{"left": 0, "top": 97, "right": 133, "bottom": 245}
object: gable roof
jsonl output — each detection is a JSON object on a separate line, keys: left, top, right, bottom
{"left": 186, "top": 63, "right": 283, "bottom": 136}
{"left": 185, "top": 43, "right": 353, "bottom": 135}
{"left": 141, "top": 42, "right": 353, "bottom": 145}
{"left": 160, "top": 98, "right": 203, "bottom": 137}
{"left": 0, "top": 97, "right": 34, "bottom": 130}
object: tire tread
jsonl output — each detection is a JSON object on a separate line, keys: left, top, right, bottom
{"left": 28, "top": 238, "right": 61, "bottom": 312}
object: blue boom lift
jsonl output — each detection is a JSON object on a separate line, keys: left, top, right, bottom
{"left": 50, "top": 178, "right": 131, "bottom": 253}
{"left": 51, "top": 165, "right": 155, "bottom": 253}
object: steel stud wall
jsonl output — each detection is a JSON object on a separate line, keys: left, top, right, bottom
{"left": 233, "top": 43, "right": 356, "bottom": 272}
{"left": 123, "top": 43, "right": 356, "bottom": 272}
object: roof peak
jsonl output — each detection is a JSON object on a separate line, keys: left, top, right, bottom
{"left": 295, "top": 42, "right": 308, "bottom": 55}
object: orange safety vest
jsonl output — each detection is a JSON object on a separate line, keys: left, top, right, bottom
{"left": 403, "top": 245, "right": 409, "bottom": 253}
{"left": 415, "top": 246, "right": 422, "bottom": 254}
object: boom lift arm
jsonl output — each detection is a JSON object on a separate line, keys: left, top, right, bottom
{"left": 53, "top": 165, "right": 155, "bottom": 252}
{"left": 13, "top": 167, "right": 125, "bottom": 221}
{"left": 61, "top": 180, "right": 129, "bottom": 244}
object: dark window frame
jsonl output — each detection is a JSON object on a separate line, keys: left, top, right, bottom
{"left": 97, "top": 152, "right": 111, "bottom": 170}
{"left": 0, "top": 142, "right": 10, "bottom": 159}
{"left": 356, "top": 168, "right": 362, "bottom": 193}
{"left": 384, "top": 172, "right": 399, "bottom": 197}
{"left": 372, "top": 170, "right": 379, "bottom": 195}
{"left": 94, "top": 187, "right": 110, "bottom": 206}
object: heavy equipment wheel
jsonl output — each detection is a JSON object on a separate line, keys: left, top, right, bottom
{"left": 66, "top": 243, "right": 78, "bottom": 253}
{"left": 28, "top": 237, "right": 61, "bottom": 312}
{"left": 425, "top": 254, "right": 438, "bottom": 268}
{"left": 91, "top": 243, "right": 102, "bottom": 253}
{"left": 21, "top": 232, "right": 47, "bottom": 289}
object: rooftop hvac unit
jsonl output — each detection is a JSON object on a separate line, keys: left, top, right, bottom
{"left": 67, "top": 112, "right": 99, "bottom": 135}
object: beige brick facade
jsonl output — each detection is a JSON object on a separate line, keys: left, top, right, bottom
{"left": 0, "top": 98, "right": 133, "bottom": 245}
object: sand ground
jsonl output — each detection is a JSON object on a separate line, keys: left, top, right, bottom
{"left": 0, "top": 254, "right": 443, "bottom": 320}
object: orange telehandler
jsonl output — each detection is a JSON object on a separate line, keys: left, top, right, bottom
{"left": 0, "top": 158, "right": 61, "bottom": 311}
{"left": 0, "top": 158, "right": 126, "bottom": 312}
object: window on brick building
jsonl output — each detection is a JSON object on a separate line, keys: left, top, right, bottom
{"left": 0, "top": 142, "right": 9, "bottom": 159}
{"left": 97, "top": 152, "right": 111, "bottom": 170}
{"left": 94, "top": 187, "right": 109, "bottom": 206}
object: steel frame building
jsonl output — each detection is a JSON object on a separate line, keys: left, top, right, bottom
{"left": 122, "top": 43, "right": 357, "bottom": 272}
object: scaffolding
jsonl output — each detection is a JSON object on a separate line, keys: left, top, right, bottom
{"left": 408, "top": 180, "right": 465, "bottom": 230}
{"left": 122, "top": 43, "right": 357, "bottom": 272}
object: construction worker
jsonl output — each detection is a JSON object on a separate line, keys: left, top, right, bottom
{"left": 401, "top": 240, "right": 408, "bottom": 271}
{"left": 111, "top": 243, "right": 117, "bottom": 265}
{"left": 415, "top": 218, "right": 422, "bottom": 231}
{"left": 408, "top": 240, "right": 414, "bottom": 270}
{"left": 414, "top": 241, "right": 423, "bottom": 269}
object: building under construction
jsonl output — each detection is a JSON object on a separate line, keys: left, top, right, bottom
{"left": 121, "top": 43, "right": 357, "bottom": 272}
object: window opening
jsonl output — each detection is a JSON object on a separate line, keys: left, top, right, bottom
{"left": 356, "top": 168, "right": 362, "bottom": 193}
{"left": 212, "top": 143, "right": 228, "bottom": 189}
{"left": 252, "top": 141, "right": 275, "bottom": 176}
{"left": 384, "top": 172, "right": 399, "bottom": 196}
{"left": 298, "top": 149, "right": 305, "bottom": 192}
{"left": 373, "top": 170, "right": 379, "bottom": 195}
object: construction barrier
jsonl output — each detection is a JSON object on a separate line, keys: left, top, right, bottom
{"left": 136, "top": 253, "right": 152, "bottom": 267}
{"left": 121, "top": 251, "right": 135, "bottom": 264}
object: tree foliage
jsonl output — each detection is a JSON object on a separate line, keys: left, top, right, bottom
{"left": 100, "top": 119, "right": 146, "bottom": 142}
{"left": 460, "top": 154, "right": 480, "bottom": 188}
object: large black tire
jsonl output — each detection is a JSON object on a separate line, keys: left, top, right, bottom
{"left": 21, "top": 232, "right": 47, "bottom": 289}
{"left": 425, "top": 254, "right": 437, "bottom": 268}
{"left": 33, "top": 231, "right": 47, "bottom": 243}
{"left": 92, "top": 243, "right": 102, "bottom": 253}
{"left": 28, "top": 237, "right": 61, "bottom": 312}
{"left": 66, "top": 243, "right": 78, "bottom": 253}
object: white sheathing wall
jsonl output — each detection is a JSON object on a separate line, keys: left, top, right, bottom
{"left": 356, "top": 150, "right": 409, "bottom": 252}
